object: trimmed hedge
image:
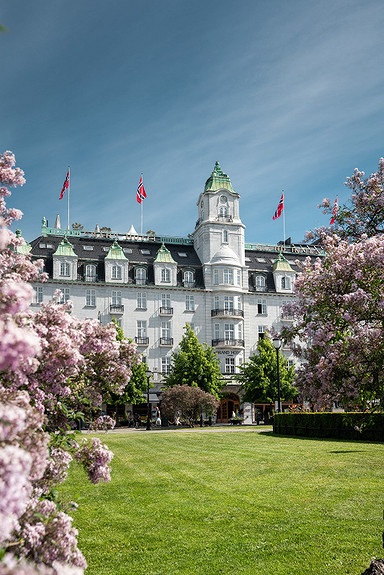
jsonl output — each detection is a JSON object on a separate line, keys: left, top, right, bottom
{"left": 273, "top": 412, "right": 384, "bottom": 441}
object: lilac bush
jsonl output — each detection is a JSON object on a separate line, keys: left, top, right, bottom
{"left": 0, "top": 151, "right": 141, "bottom": 573}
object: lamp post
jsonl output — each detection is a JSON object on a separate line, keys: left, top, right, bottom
{"left": 145, "top": 366, "right": 152, "bottom": 430}
{"left": 272, "top": 337, "right": 282, "bottom": 413}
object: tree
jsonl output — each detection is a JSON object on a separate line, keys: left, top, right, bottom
{"left": 164, "top": 324, "right": 223, "bottom": 398}
{"left": 281, "top": 233, "right": 384, "bottom": 409}
{"left": 235, "top": 337, "right": 297, "bottom": 404}
{"left": 282, "top": 157, "right": 384, "bottom": 409}
{"left": 161, "top": 385, "right": 219, "bottom": 427}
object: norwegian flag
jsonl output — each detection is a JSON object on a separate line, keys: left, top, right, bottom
{"left": 330, "top": 197, "right": 338, "bottom": 225}
{"left": 136, "top": 176, "right": 147, "bottom": 204}
{"left": 272, "top": 193, "right": 284, "bottom": 220}
{"left": 59, "top": 169, "right": 69, "bottom": 200}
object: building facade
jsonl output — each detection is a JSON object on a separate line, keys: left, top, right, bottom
{"left": 27, "top": 162, "right": 323, "bottom": 422}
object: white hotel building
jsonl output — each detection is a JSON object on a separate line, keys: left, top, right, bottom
{"left": 27, "top": 162, "right": 323, "bottom": 423}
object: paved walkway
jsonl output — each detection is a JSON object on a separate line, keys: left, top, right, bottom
{"left": 90, "top": 424, "right": 272, "bottom": 434}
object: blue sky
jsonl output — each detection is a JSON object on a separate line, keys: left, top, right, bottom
{"left": 2, "top": 0, "right": 384, "bottom": 244}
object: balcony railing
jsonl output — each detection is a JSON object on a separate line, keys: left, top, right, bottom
{"left": 135, "top": 278, "right": 147, "bottom": 285}
{"left": 159, "top": 307, "right": 173, "bottom": 316}
{"left": 160, "top": 337, "right": 173, "bottom": 346}
{"left": 135, "top": 336, "right": 149, "bottom": 345}
{"left": 212, "top": 339, "right": 244, "bottom": 348}
{"left": 211, "top": 308, "right": 244, "bottom": 318}
{"left": 183, "top": 281, "right": 195, "bottom": 288}
{"left": 109, "top": 304, "right": 124, "bottom": 314}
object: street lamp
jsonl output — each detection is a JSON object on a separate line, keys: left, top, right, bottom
{"left": 272, "top": 337, "right": 282, "bottom": 413}
{"left": 145, "top": 366, "right": 152, "bottom": 430}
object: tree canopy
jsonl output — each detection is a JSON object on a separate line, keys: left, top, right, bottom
{"left": 283, "top": 157, "right": 384, "bottom": 409}
{"left": 235, "top": 337, "right": 297, "bottom": 404}
{"left": 164, "top": 324, "right": 223, "bottom": 398}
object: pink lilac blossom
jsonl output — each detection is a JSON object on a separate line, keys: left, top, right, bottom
{"left": 15, "top": 498, "right": 87, "bottom": 570}
{"left": 74, "top": 438, "right": 113, "bottom": 484}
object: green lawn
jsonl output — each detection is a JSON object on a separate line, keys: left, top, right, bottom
{"left": 59, "top": 430, "right": 384, "bottom": 575}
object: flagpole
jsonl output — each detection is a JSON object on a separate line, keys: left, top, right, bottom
{"left": 67, "top": 165, "right": 70, "bottom": 231}
{"left": 282, "top": 190, "right": 285, "bottom": 250}
{"left": 140, "top": 172, "right": 143, "bottom": 236}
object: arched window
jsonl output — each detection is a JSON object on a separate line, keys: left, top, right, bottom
{"left": 85, "top": 264, "right": 97, "bottom": 282}
{"left": 161, "top": 268, "right": 170, "bottom": 283}
{"left": 112, "top": 265, "right": 122, "bottom": 280}
{"left": 183, "top": 270, "right": 194, "bottom": 287}
{"left": 136, "top": 267, "right": 147, "bottom": 285}
{"left": 256, "top": 275, "right": 265, "bottom": 290}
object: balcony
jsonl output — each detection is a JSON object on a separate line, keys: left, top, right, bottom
{"left": 211, "top": 308, "right": 244, "bottom": 318}
{"left": 212, "top": 339, "right": 244, "bottom": 348}
{"left": 160, "top": 337, "right": 173, "bottom": 347}
{"left": 109, "top": 304, "right": 124, "bottom": 314}
{"left": 183, "top": 281, "right": 195, "bottom": 288}
{"left": 135, "top": 278, "right": 147, "bottom": 285}
{"left": 280, "top": 314, "right": 294, "bottom": 322}
{"left": 135, "top": 336, "right": 149, "bottom": 346}
{"left": 160, "top": 307, "right": 173, "bottom": 316}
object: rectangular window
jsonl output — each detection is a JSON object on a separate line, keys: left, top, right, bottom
{"left": 137, "top": 292, "right": 147, "bottom": 309}
{"left": 83, "top": 245, "right": 94, "bottom": 251}
{"left": 214, "top": 295, "right": 219, "bottom": 309}
{"left": 238, "top": 323, "right": 243, "bottom": 340}
{"left": 112, "top": 265, "right": 122, "bottom": 280}
{"left": 213, "top": 269, "right": 219, "bottom": 285}
{"left": 224, "top": 296, "right": 234, "bottom": 311}
{"left": 33, "top": 286, "right": 43, "bottom": 304}
{"left": 161, "top": 321, "right": 171, "bottom": 339}
{"left": 162, "top": 293, "right": 171, "bottom": 308}
{"left": 60, "top": 262, "right": 70, "bottom": 277}
{"left": 112, "top": 291, "right": 122, "bottom": 305}
{"left": 224, "top": 323, "right": 234, "bottom": 341}
{"left": 161, "top": 356, "right": 171, "bottom": 374}
{"left": 223, "top": 269, "right": 234, "bottom": 285}
{"left": 214, "top": 324, "right": 220, "bottom": 340}
{"left": 258, "top": 325, "right": 266, "bottom": 340}
{"left": 236, "top": 269, "right": 241, "bottom": 286}
{"left": 225, "top": 357, "right": 235, "bottom": 374}
{"left": 257, "top": 299, "right": 267, "bottom": 315}
{"left": 59, "top": 288, "right": 70, "bottom": 304}
{"left": 237, "top": 296, "right": 242, "bottom": 310}
{"left": 161, "top": 268, "right": 170, "bottom": 283}
{"left": 137, "top": 320, "right": 147, "bottom": 338}
{"left": 86, "top": 289, "right": 96, "bottom": 307}
{"left": 185, "top": 295, "right": 195, "bottom": 311}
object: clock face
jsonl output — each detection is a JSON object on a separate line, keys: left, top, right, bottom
{"left": 220, "top": 195, "right": 227, "bottom": 204}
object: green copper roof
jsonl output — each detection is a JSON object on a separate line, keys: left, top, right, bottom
{"left": 154, "top": 243, "right": 176, "bottom": 264}
{"left": 53, "top": 236, "right": 77, "bottom": 257}
{"left": 14, "top": 230, "right": 32, "bottom": 255}
{"left": 272, "top": 253, "right": 294, "bottom": 273}
{"left": 204, "top": 161, "right": 236, "bottom": 194}
{"left": 105, "top": 240, "right": 128, "bottom": 260}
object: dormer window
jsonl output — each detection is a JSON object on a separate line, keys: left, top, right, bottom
{"left": 136, "top": 267, "right": 147, "bottom": 285}
{"left": 183, "top": 270, "right": 194, "bottom": 287}
{"left": 60, "top": 263, "right": 70, "bottom": 277}
{"left": 281, "top": 276, "right": 291, "bottom": 289}
{"left": 161, "top": 268, "right": 170, "bottom": 283}
{"left": 112, "top": 265, "right": 122, "bottom": 280}
{"left": 85, "top": 264, "right": 97, "bottom": 282}
{"left": 256, "top": 276, "right": 266, "bottom": 290}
